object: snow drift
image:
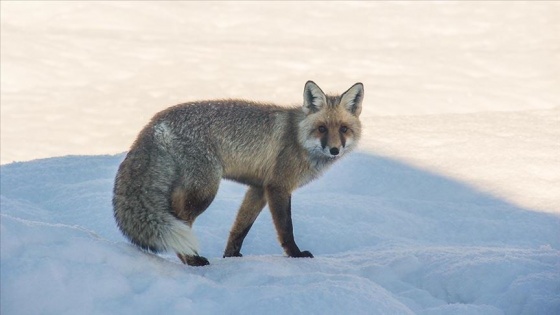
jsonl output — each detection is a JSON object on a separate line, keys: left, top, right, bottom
{"left": 1, "top": 153, "right": 558, "bottom": 314}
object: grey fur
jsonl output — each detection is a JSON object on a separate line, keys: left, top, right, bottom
{"left": 113, "top": 81, "right": 364, "bottom": 266}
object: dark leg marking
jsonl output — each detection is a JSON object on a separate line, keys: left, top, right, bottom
{"left": 224, "top": 186, "right": 266, "bottom": 258}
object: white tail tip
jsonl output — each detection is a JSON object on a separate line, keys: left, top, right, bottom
{"left": 161, "top": 219, "right": 200, "bottom": 256}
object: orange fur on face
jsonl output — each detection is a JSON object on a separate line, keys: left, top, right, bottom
{"left": 309, "top": 105, "right": 360, "bottom": 151}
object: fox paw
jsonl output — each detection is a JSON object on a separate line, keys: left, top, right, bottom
{"left": 223, "top": 251, "right": 243, "bottom": 258}
{"left": 189, "top": 255, "right": 210, "bottom": 266}
{"left": 177, "top": 254, "right": 210, "bottom": 266}
{"left": 291, "top": 250, "right": 314, "bottom": 258}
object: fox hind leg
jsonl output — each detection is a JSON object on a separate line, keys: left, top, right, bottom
{"left": 171, "top": 169, "right": 220, "bottom": 266}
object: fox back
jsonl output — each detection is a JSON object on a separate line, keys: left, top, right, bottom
{"left": 113, "top": 81, "right": 364, "bottom": 266}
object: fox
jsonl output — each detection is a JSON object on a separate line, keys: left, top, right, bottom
{"left": 113, "top": 81, "right": 364, "bottom": 266}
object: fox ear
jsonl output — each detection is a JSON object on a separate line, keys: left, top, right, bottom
{"left": 303, "top": 81, "right": 327, "bottom": 114}
{"left": 340, "top": 82, "right": 364, "bottom": 116}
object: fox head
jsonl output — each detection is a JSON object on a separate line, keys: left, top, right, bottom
{"left": 299, "top": 81, "right": 364, "bottom": 159}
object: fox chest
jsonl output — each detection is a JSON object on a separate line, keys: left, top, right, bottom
{"left": 297, "top": 172, "right": 318, "bottom": 188}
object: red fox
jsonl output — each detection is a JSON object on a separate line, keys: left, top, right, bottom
{"left": 113, "top": 81, "right": 364, "bottom": 266}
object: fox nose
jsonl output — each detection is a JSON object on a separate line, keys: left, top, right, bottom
{"left": 329, "top": 147, "right": 339, "bottom": 156}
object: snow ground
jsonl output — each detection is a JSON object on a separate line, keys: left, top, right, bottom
{"left": 1, "top": 154, "right": 559, "bottom": 314}
{"left": 1, "top": 2, "right": 559, "bottom": 315}
{"left": 1, "top": 1, "right": 559, "bottom": 213}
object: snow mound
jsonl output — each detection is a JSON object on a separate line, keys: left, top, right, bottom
{"left": 1, "top": 154, "right": 558, "bottom": 314}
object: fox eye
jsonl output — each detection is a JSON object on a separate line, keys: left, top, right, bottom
{"left": 318, "top": 126, "right": 327, "bottom": 133}
{"left": 340, "top": 126, "right": 349, "bottom": 133}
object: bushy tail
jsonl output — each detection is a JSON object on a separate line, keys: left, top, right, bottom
{"left": 114, "top": 203, "right": 200, "bottom": 256}
{"left": 113, "top": 151, "right": 200, "bottom": 257}
{"left": 160, "top": 218, "right": 200, "bottom": 256}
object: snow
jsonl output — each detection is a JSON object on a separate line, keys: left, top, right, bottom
{"left": 1, "top": 2, "right": 559, "bottom": 315}
{"left": 2, "top": 154, "right": 559, "bottom": 314}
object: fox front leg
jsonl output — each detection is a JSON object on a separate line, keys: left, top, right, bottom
{"left": 265, "top": 186, "right": 313, "bottom": 258}
{"left": 224, "top": 186, "right": 267, "bottom": 258}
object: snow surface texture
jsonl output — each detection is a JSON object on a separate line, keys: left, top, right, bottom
{"left": 2, "top": 2, "right": 559, "bottom": 213}
{"left": 1, "top": 2, "right": 559, "bottom": 315}
{"left": 1, "top": 155, "right": 559, "bottom": 315}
